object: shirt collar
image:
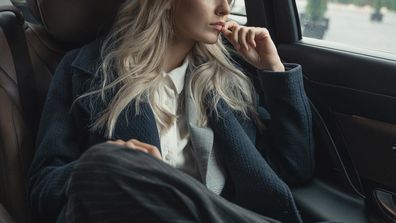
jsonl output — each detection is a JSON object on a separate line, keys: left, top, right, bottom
{"left": 166, "top": 58, "right": 189, "bottom": 94}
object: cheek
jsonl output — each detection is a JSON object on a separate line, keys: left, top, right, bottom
{"left": 172, "top": 1, "right": 215, "bottom": 41}
{"left": 174, "top": 14, "right": 194, "bottom": 35}
{"left": 174, "top": 5, "right": 194, "bottom": 28}
{"left": 174, "top": 10, "right": 203, "bottom": 37}
{"left": 174, "top": 0, "right": 208, "bottom": 25}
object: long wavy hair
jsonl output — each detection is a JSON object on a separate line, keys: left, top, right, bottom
{"left": 77, "top": 0, "right": 262, "bottom": 138}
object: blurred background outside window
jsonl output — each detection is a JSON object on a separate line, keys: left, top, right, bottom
{"left": 297, "top": 0, "right": 396, "bottom": 54}
{"left": 230, "top": 0, "right": 248, "bottom": 24}
{"left": 0, "top": 0, "right": 11, "bottom": 5}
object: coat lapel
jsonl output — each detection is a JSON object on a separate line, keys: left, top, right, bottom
{"left": 185, "top": 74, "right": 226, "bottom": 194}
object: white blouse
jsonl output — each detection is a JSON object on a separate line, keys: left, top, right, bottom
{"left": 154, "top": 59, "right": 202, "bottom": 182}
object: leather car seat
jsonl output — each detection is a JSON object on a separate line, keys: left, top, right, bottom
{"left": 0, "top": 0, "right": 125, "bottom": 222}
{"left": 0, "top": 6, "right": 36, "bottom": 223}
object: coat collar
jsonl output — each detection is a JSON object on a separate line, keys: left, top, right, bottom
{"left": 71, "top": 37, "right": 104, "bottom": 76}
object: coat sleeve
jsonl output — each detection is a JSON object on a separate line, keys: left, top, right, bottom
{"left": 256, "top": 63, "right": 314, "bottom": 185}
{"left": 28, "top": 49, "right": 84, "bottom": 223}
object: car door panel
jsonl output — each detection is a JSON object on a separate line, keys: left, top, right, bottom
{"left": 278, "top": 42, "right": 396, "bottom": 222}
{"left": 335, "top": 113, "right": 396, "bottom": 188}
{"left": 293, "top": 179, "right": 369, "bottom": 223}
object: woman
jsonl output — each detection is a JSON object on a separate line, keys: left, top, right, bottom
{"left": 28, "top": 0, "right": 314, "bottom": 222}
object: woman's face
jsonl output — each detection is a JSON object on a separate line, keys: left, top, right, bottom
{"left": 172, "top": 0, "right": 231, "bottom": 44}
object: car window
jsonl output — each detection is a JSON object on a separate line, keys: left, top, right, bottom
{"left": 296, "top": 0, "right": 396, "bottom": 55}
{"left": 0, "top": 0, "right": 11, "bottom": 6}
{"left": 230, "top": 0, "right": 247, "bottom": 24}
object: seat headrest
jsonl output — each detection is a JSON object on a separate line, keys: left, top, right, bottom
{"left": 26, "top": 0, "right": 126, "bottom": 47}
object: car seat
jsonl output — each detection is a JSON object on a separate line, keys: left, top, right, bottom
{"left": 0, "top": 0, "right": 125, "bottom": 222}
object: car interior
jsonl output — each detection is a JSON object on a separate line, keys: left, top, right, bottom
{"left": 0, "top": 0, "right": 395, "bottom": 223}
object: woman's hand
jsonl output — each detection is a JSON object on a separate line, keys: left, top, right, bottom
{"left": 106, "top": 139, "right": 162, "bottom": 160}
{"left": 221, "top": 21, "right": 285, "bottom": 72}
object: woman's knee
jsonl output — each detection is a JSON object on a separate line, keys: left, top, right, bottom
{"left": 80, "top": 142, "right": 127, "bottom": 163}
{"left": 68, "top": 143, "right": 136, "bottom": 190}
{"left": 70, "top": 142, "right": 164, "bottom": 186}
{"left": 77, "top": 142, "right": 146, "bottom": 170}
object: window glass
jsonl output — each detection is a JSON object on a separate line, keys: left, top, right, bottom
{"left": 296, "top": 0, "right": 396, "bottom": 54}
{"left": 0, "top": 0, "right": 11, "bottom": 6}
{"left": 230, "top": 0, "right": 247, "bottom": 24}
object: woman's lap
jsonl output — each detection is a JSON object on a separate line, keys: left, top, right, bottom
{"left": 64, "top": 142, "right": 278, "bottom": 223}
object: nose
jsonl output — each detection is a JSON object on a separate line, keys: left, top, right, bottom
{"left": 215, "top": 0, "right": 230, "bottom": 17}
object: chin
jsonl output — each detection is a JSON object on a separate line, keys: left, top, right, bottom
{"left": 201, "top": 34, "right": 220, "bottom": 44}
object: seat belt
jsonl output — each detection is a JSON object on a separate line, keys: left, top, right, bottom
{"left": 0, "top": 5, "right": 40, "bottom": 139}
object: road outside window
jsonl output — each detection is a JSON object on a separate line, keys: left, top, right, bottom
{"left": 297, "top": 0, "right": 396, "bottom": 54}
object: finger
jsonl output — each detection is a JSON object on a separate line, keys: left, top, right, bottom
{"left": 106, "top": 139, "right": 124, "bottom": 145}
{"left": 223, "top": 21, "right": 238, "bottom": 33}
{"left": 130, "top": 139, "right": 158, "bottom": 151}
{"left": 232, "top": 26, "right": 240, "bottom": 50}
{"left": 238, "top": 27, "right": 249, "bottom": 51}
{"left": 221, "top": 26, "right": 232, "bottom": 36}
{"left": 255, "top": 27, "right": 270, "bottom": 42}
{"left": 130, "top": 139, "right": 162, "bottom": 160}
{"left": 247, "top": 29, "right": 256, "bottom": 48}
{"left": 131, "top": 147, "right": 149, "bottom": 153}
{"left": 124, "top": 141, "right": 150, "bottom": 154}
{"left": 149, "top": 149, "right": 162, "bottom": 160}
{"left": 222, "top": 21, "right": 240, "bottom": 49}
{"left": 124, "top": 141, "right": 137, "bottom": 149}
{"left": 221, "top": 27, "right": 232, "bottom": 36}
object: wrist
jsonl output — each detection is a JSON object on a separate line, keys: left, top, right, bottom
{"left": 269, "top": 62, "right": 285, "bottom": 72}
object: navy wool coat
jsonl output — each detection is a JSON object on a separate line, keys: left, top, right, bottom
{"left": 28, "top": 38, "right": 314, "bottom": 223}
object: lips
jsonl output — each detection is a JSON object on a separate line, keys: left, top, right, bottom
{"left": 210, "top": 22, "right": 225, "bottom": 31}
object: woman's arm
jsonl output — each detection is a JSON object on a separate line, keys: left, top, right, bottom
{"left": 222, "top": 22, "right": 314, "bottom": 185}
{"left": 257, "top": 64, "right": 314, "bottom": 185}
{"left": 28, "top": 49, "right": 84, "bottom": 223}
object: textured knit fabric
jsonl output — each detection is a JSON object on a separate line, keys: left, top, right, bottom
{"left": 28, "top": 38, "right": 314, "bottom": 223}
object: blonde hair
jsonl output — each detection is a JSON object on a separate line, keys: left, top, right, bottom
{"left": 78, "top": 0, "right": 261, "bottom": 138}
